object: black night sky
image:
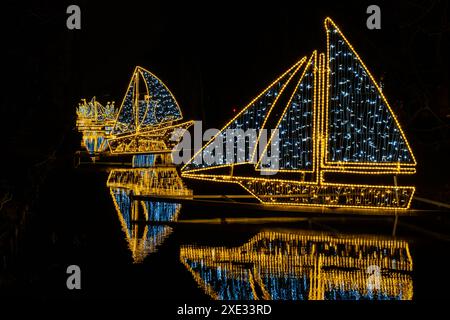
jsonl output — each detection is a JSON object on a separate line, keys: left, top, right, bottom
{"left": 1, "top": 0, "right": 450, "bottom": 304}
{"left": 2, "top": 1, "right": 449, "bottom": 184}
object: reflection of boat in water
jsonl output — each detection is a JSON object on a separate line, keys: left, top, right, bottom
{"left": 180, "top": 231, "right": 413, "bottom": 300}
{"left": 110, "top": 187, "right": 181, "bottom": 263}
{"left": 107, "top": 167, "right": 192, "bottom": 197}
{"left": 81, "top": 131, "right": 109, "bottom": 155}
{"left": 182, "top": 18, "right": 416, "bottom": 210}
{"left": 108, "top": 167, "right": 191, "bottom": 262}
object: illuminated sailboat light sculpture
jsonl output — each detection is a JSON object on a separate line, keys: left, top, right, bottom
{"left": 76, "top": 97, "right": 117, "bottom": 154}
{"left": 76, "top": 97, "right": 117, "bottom": 131}
{"left": 181, "top": 18, "right": 416, "bottom": 210}
{"left": 107, "top": 66, "right": 193, "bottom": 155}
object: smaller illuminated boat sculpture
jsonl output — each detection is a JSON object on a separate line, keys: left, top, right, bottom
{"left": 181, "top": 231, "right": 413, "bottom": 300}
{"left": 76, "top": 97, "right": 117, "bottom": 131}
{"left": 76, "top": 68, "right": 192, "bottom": 161}
{"left": 182, "top": 18, "right": 416, "bottom": 210}
{"left": 107, "top": 167, "right": 192, "bottom": 262}
{"left": 107, "top": 66, "right": 193, "bottom": 155}
{"left": 76, "top": 97, "right": 117, "bottom": 155}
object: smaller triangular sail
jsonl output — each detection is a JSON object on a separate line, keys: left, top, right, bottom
{"left": 258, "top": 52, "right": 317, "bottom": 172}
{"left": 138, "top": 68, "right": 182, "bottom": 126}
{"left": 325, "top": 18, "right": 416, "bottom": 165}
{"left": 182, "top": 58, "right": 306, "bottom": 173}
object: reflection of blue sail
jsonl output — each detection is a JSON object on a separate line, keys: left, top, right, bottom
{"left": 325, "top": 288, "right": 390, "bottom": 300}
{"left": 181, "top": 231, "right": 413, "bottom": 300}
{"left": 183, "top": 258, "right": 310, "bottom": 301}
{"left": 83, "top": 135, "right": 108, "bottom": 155}
{"left": 262, "top": 275, "right": 309, "bottom": 300}
{"left": 144, "top": 202, "right": 180, "bottom": 221}
{"left": 132, "top": 154, "right": 155, "bottom": 168}
{"left": 183, "top": 259, "right": 255, "bottom": 300}
{"left": 110, "top": 187, "right": 181, "bottom": 262}
{"left": 111, "top": 188, "right": 133, "bottom": 238}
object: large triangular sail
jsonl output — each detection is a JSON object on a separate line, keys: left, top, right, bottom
{"left": 324, "top": 18, "right": 416, "bottom": 167}
{"left": 182, "top": 58, "right": 306, "bottom": 173}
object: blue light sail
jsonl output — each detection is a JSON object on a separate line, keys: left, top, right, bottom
{"left": 259, "top": 53, "right": 316, "bottom": 171}
{"left": 326, "top": 19, "right": 415, "bottom": 164}
{"left": 183, "top": 58, "right": 305, "bottom": 172}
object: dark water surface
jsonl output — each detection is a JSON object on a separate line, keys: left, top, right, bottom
{"left": 7, "top": 161, "right": 450, "bottom": 301}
